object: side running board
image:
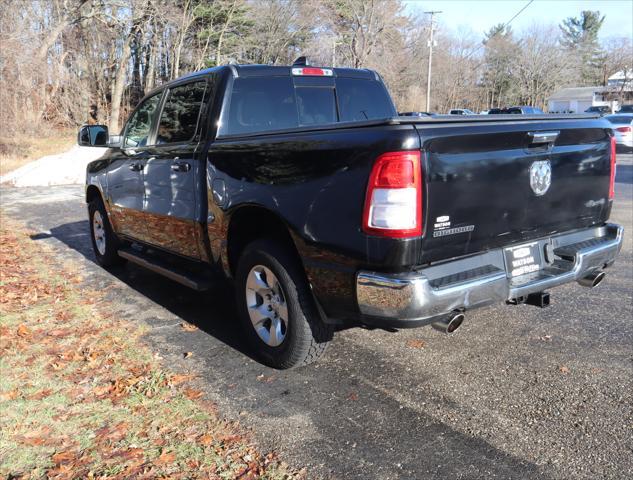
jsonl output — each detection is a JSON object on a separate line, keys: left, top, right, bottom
{"left": 118, "top": 248, "right": 213, "bottom": 291}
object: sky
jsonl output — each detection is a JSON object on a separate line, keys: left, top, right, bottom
{"left": 404, "top": 0, "right": 633, "bottom": 41}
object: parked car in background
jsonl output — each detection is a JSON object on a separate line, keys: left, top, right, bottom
{"left": 585, "top": 106, "right": 611, "bottom": 115}
{"left": 488, "top": 107, "right": 543, "bottom": 114}
{"left": 448, "top": 108, "right": 476, "bottom": 115}
{"left": 479, "top": 110, "right": 489, "bottom": 114}
{"left": 505, "top": 106, "right": 545, "bottom": 114}
{"left": 617, "top": 104, "right": 633, "bottom": 113}
{"left": 399, "top": 111, "right": 433, "bottom": 117}
{"left": 606, "top": 114, "right": 633, "bottom": 152}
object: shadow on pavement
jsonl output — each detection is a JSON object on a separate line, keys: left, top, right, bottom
{"left": 29, "top": 218, "right": 550, "bottom": 479}
{"left": 31, "top": 219, "right": 254, "bottom": 360}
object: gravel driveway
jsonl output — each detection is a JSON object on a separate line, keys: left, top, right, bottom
{"left": 1, "top": 154, "right": 632, "bottom": 479}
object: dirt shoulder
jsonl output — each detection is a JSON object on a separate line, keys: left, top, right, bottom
{"left": 0, "top": 215, "right": 301, "bottom": 479}
{"left": 0, "top": 131, "right": 75, "bottom": 177}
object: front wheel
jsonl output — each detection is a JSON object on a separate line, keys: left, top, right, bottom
{"left": 88, "top": 197, "right": 125, "bottom": 267}
{"left": 235, "top": 239, "right": 333, "bottom": 369}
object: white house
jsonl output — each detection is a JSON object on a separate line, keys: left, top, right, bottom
{"left": 547, "top": 86, "right": 609, "bottom": 113}
{"left": 608, "top": 68, "right": 632, "bottom": 88}
{"left": 548, "top": 80, "right": 633, "bottom": 113}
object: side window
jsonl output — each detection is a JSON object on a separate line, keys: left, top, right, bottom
{"left": 156, "top": 81, "right": 207, "bottom": 144}
{"left": 123, "top": 93, "right": 162, "bottom": 148}
{"left": 224, "top": 77, "right": 298, "bottom": 135}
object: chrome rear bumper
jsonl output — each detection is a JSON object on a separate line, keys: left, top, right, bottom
{"left": 356, "top": 224, "right": 623, "bottom": 327}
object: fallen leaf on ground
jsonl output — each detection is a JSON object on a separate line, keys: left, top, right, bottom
{"left": 540, "top": 335, "right": 552, "bottom": 341}
{"left": 406, "top": 339, "right": 425, "bottom": 349}
{"left": 0, "top": 389, "right": 19, "bottom": 401}
{"left": 184, "top": 351, "right": 193, "bottom": 358}
{"left": 17, "top": 324, "right": 31, "bottom": 337}
{"left": 93, "top": 383, "right": 113, "bottom": 396}
{"left": 20, "top": 427, "right": 52, "bottom": 446}
{"left": 347, "top": 392, "right": 359, "bottom": 401}
{"left": 48, "top": 328, "right": 72, "bottom": 337}
{"left": 181, "top": 322, "right": 198, "bottom": 332}
{"left": 52, "top": 451, "right": 76, "bottom": 465}
{"left": 108, "top": 447, "right": 145, "bottom": 461}
{"left": 95, "top": 422, "right": 128, "bottom": 443}
{"left": 169, "top": 374, "right": 193, "bottom": 385}
{"left": 28, "top": 389, "right": 53, "bottom": 400}
{"left": 156, "top": 450, "right": 176, "bottom": 465}
{"left": 198, "top": 434, "right": 214, "bottom": 446}
{"left": 184, "top": 388, "right": 203, "bottom": 400}
{"left": 559, "top": 365, "right": 570, "bottom": 374}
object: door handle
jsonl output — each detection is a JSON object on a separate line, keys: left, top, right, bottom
{"left": 129, "top": 162, "right": 143, "bottom": 171}
{"left": 171, "top": 161, "right": 191, "bottom": 173}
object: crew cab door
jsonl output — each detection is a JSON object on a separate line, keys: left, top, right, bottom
{"left": 108, "top": 91, "right": 162, "bottom": 241}
{"left": 143, "top": 80, "right": 209, "bottom": 258}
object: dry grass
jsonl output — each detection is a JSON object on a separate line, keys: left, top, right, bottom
{"left": 0, "top": 129, "right": 75, "bottom": 176}
{"left": 0, "top": 214, "right": 301, "bottom": 480}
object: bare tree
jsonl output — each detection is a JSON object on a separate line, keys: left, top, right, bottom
{"left": 1, "top": 0, "right": 630, "bottom": 138}
{"left": 513, "top": 25, "right": 572, "bottom": 108}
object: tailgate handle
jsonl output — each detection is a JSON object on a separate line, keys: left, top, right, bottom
{"left": 528, "top": 131, "right": 559, "bottom": 145}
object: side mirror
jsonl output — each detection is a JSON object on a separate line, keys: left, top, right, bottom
{"left": 78, "top": 125, "right": 109, "bottom": 147}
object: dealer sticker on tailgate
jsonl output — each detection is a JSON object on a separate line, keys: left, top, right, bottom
{"left": 504, "top": 242, "right": 542, "bottom": 277}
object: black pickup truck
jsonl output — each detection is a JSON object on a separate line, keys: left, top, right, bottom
{"left": 79, "top": 62, "right": 623, "bottom": 369}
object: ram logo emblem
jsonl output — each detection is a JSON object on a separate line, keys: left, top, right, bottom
{"left": 530, "top": 160, "right": 552, "bottom": 196}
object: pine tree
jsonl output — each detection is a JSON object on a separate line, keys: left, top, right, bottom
{"left": 194, "top": 0, "right": 253, "bottom": 67}
{"left": 560, "top": 10, "right": 606, "bottom": 86}
{"left": 481, "top": 24, "right": 516, "bottom": 108}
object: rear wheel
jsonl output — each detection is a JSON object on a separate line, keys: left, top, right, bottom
{"left": 235, "top": 239, "right": 333, "bottom": 369}
{"left": 88, "top": 197, "right": 125, "bottom": 267}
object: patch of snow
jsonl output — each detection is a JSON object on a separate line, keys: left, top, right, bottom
{"left": 0, "top": 145, "right": 107, "bottom": 187}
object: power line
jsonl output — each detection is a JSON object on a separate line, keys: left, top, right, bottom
{"left": 423, "top": 0, "right": 533, "bottom": 111}
{"left": 462, "top": 0, "right": 535, "bottom": 63}
{"left": 502, "top": 0, "right": 535, "bottom": 31}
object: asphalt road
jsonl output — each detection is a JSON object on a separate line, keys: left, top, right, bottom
{"left": 1, "top": 155, "right": 632, "bottom": 479}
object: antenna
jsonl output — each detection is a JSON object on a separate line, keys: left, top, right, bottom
{"left": 292, "top": 56, "right": 310, "bottom": 67}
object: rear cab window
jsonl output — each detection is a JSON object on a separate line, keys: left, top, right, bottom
{"left": 219, "top": 71, "right": 396, "bottom": 136}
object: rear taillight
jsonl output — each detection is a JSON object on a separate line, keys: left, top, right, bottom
{"left": 615, "top": 126, "right": 631, "bottom": 133}
{"left": 362, "top": 151, "right": 422, "bottom": 238}
{"left": 609, "top": 136, "right": 616, "bottom": 199}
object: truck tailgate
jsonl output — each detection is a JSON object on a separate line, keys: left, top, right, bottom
{"left": 414, "top": 118, "right": 613, "bottom": 264}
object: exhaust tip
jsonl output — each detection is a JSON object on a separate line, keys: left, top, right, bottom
{"left": 432, "top": 312, "right": 465, "bottom": 334}
{"left": 578, "top": 270, "right": 606, "bottom": 288}
{"left": 592, "top": 271, "right": 606, "bottom": 287}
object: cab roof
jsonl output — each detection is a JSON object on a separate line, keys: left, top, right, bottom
{"left": 176, "top": 64, "right": 378, "bottom": 82}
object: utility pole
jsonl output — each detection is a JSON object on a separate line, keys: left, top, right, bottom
{"left": 425, "top": 11, "right": 441, "bottom": 112}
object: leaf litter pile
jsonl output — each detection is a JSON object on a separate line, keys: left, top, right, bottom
{"left": 0, "top": 217, "right": 300, "bottom": 479}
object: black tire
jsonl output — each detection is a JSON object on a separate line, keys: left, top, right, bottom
{"left": 88, "top": 197, "right": 126, "bottom": 267}
{"left": 235, "top": 238, "right": 333, "bottom": 369}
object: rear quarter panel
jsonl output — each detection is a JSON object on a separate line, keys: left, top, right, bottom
{"left": 208, "top": 125, "right": 421, "bottom": 318}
